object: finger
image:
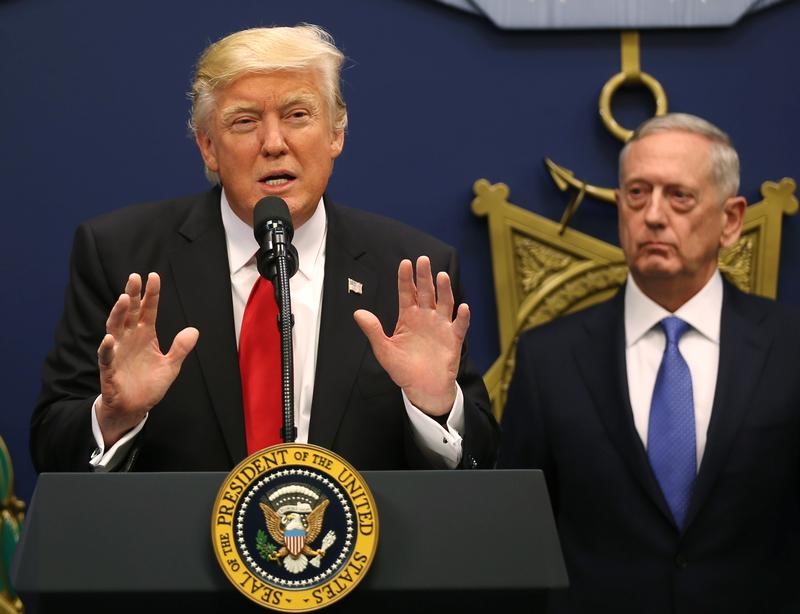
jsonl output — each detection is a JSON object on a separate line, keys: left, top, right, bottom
{"left": 139, "top": 272, "right": 161, "bottom": 327}
{"left": 105, "top": 293, "right": 131, "bottom": 337}
{"left": 97, "top": 333, "right": 116, "bottom": 369}
{"left": 125, "top": 273, "right": 142, "bottom": 326}
{"left": 451, "top": 303, "right": 470, "bottom": 342}
{"left": 166, "top": 327, "right": 200, "bottom": 364}
{"left": 414, "top": 255, "right": 436, "bottom": 309}
{"left": 397, "top": 259, "right": 416, "bottom": 310}
{"left": 435, "top": 271, "right": 455, "bottom": 319}
{"left": 353, "top": 309, "right": 388, "bottom": 353}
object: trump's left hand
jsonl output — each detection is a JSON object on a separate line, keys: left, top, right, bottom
{"left": 353, "top": 255, "right": 469, "bottom": 417}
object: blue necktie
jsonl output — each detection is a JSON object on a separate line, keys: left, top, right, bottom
{"left": 647, "top": 316, "right": 696, "bottom": 529}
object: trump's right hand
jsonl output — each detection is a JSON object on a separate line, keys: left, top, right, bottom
{"left": 96, "top": 272, "right": 199, "bottom": 447}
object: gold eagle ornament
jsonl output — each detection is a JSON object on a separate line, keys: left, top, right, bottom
{"left": 259, "top": 498, "right": 333, "bottom": 574}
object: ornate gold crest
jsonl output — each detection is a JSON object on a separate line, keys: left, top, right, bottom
{"left": 211, "top": 444, "right": 379, "bottom": 611}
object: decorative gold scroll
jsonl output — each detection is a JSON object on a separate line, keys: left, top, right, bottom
{"left": 548, "top": 31, "right": 669, "bottom": 232}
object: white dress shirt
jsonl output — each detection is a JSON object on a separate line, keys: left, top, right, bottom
{"left": 624, "top": 271, "right": 723, "bottom": 468}
{"left": 91, "top": 191, "right": 465, "bottom": 468}
{"left": 224, "top": 190, "right": 327, "bottom": 444}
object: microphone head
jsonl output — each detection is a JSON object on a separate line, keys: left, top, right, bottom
{"left": 253, "top": 196, "right": 299, "bottom": 281}
{"left": 253, "top": 196, "right": 294, "bottom": 245}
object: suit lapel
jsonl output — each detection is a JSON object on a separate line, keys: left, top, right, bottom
{"left": 308, "top": 202, "right": 377, "bottom": 449}
{"left": 169, "top": 188, "right": 246, "bottom": 463}
{"left": 684, "top": 283, "right": 771, "bottom": 526}
{"left": 575, "top": 292, "right": 675, "bottom": 522}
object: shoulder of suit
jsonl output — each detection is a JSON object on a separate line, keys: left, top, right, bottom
{"left": 518, "top": 291, "right": 621, "bottom": 343}
{"left": 723, "top": 280, "right": 800, "bottom": 324}
{"left": 81, "top": 189, "right": 218, "bottom": 233}
{"left": 326, "top": 200, "right": 453, "bottom": 252}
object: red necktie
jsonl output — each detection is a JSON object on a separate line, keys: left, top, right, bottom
{"left": 239, "top": 276, "right": 282, "bottom": 453}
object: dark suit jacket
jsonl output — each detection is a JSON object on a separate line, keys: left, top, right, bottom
{"left": 32, "top": 187, "right": 498, "bottom": 473}
{"left": 498, "top": 282, "right": 800, "bottom": 614}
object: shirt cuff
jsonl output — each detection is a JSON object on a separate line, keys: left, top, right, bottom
{"left": 89, "top": 395, "right": 148, "bottom": 471}
{"left": 403, "top": 385, "right": 465, "bottom": 468}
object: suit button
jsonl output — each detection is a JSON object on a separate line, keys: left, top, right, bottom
{"left": 675, "top": 554, "right": 688, "bottom": 569}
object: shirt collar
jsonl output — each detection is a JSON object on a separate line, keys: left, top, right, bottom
{"left": 220, "top": 190, "right": 327, "bottom": 280}
{"left": 624, "top": 270, "right": 723, "bottom": 346}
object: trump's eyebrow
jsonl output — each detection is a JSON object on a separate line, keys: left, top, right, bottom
{"left": 219, "top": 92, "right": 321, "bottom": 123}
{"left": 220, "top": 104, "right": 262, "bottom": 124}
{"left": 279, "top": 91, "right": 321, "bottom": 113}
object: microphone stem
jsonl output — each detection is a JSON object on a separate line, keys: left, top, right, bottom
{"left": 274, "top": 253, "right": 296, "bottom": 444}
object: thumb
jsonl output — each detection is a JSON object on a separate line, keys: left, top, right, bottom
{"left": 353, "top": 309, "right": 387, "bottom": 351}
{"left": 97, "top": 333, "right": 116, "bottom": 369}
{"left": 451, "top": 303, "right": 471, "bottom": 342}
{"left": 166, "top": 327, "right": 200, "bottom": 364}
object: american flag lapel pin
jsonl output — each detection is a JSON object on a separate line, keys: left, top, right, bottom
{"left": 348, "top": 278, "right": 363, "bottom": 295}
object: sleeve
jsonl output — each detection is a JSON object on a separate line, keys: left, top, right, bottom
{"left": 444, "top": 247, "right": 500, "bottom": 470}
{"left": 31, "top": 221, "right": 119, "bottom": 472}
{"left": 403, "top": 385, "right": 465, "bottom": 468}
{"left": 88, "top": 396, "right": 148, "bottom": 471}
{"left": 496, "top": 333, "right": 552, "bottom": 472}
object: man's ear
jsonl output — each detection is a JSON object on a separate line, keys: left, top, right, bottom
{"left": 195, "top": 131, "right": 219, "bottom": 172}
{"left": 720, "top": 195, "right": 747, "bottom": 248}
{"left": 330, "top": 129, "right": 344, "bottom": 159}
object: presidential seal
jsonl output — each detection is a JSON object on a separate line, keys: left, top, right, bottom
{"left": 211, "top": 443, "right": 379, "bottom": 611}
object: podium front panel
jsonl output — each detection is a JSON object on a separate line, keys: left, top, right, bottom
{"left": 12, "top": 470, "right": 566, "bottom": 610}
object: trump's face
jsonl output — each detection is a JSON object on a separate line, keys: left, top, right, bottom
{"left": 195, "top": 70, "right": 344, "bottom": 228}
{"left": 616, "top": 130, "right": 744, "bottom": 309}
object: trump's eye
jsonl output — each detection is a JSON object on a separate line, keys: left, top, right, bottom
{"left": 229, "top": 116, "right": 258, "bottom": 132}
{"left": 284, "top": 108, "right": 312, "bottom": 123}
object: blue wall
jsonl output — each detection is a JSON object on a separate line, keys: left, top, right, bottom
{"left": 2, "top": 0, "right": 799, "bottom": 504}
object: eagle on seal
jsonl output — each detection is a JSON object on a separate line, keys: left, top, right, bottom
{"left": 259, "top": 498, "right": 330, "bottom": 573}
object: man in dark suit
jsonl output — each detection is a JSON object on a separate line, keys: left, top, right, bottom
{"left": 31, "top": 24, "right": 498, "bottom": 474}
{"left": 498, "top": 113, "right": 800, "bottom": 613}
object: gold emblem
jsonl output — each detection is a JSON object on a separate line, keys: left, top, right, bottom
{"left": 211, "top": 443, "right": 379, "bottom": 611}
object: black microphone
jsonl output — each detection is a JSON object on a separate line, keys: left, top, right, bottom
{"left": 253, "top": 196, "right": 299, "bottom": 282}
{"left": 252, "top": 196, "right": 298, "bottom": 444}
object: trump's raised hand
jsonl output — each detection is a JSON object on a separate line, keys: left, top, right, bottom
{"left": 96, "top": 272, "right": 199, "bottom": 446}
{"left": 353, "top": 256, "right": 469, "bottom": 417}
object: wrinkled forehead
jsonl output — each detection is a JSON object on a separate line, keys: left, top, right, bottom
{"left": 208, "top": 70, "right": 332, "bottom": 129}
{"left": 620, "top": 131, "right": 715, "bottom": 185}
